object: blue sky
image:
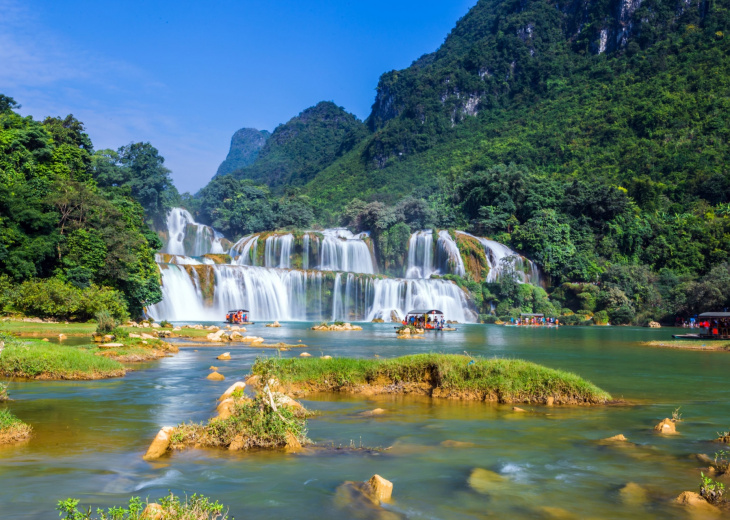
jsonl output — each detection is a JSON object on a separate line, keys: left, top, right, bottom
{"left": 1, "top": 0, "right": 476, "bottom": 192}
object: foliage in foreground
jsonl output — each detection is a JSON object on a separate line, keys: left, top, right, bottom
{"left": 0, "top": 334, "right": 124, "bottom": 379}
{"left": 57, "top": 493, "right": 229, "bottom": 520}
{"left": 171, "top": 393, "right": 307, "bottom": 451}
{"left": 252, "top": 353, "right": 611, "bottom": 404}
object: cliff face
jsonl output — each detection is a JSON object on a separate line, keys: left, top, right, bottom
{"left": 229, "top": 101, "right": 368, "bottom": 190}
{"left": 215, "top": 128, "right": 270, "bottom": 178}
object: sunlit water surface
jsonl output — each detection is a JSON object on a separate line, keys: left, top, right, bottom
{"left": 2, "top": 323, "right": 729, "bottom": 519}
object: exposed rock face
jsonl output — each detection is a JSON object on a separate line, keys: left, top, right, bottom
{"left": 654, "top": 418, "right": 677, "bottom": 434}
{"left": 143, "top": 426, "right": 175, "bottom": 460}
{"left": 675, "top": 491, "right": 720, "bottom": 513}
{"left": 216, "top": 128, "right": 270, "bottom": 177}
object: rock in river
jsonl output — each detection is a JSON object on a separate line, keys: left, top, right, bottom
{"left": 143, "top": 426, "right": 175, "bottom": 460}
{"left": 207, "top": 371, "right": 225, "bottom": 381}
{"left": 653, "top": 418, "right": 677, "bottom": 434}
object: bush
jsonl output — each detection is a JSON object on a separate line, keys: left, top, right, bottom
{"left": 160, "top": 320, "right": 172, "bottom": 328}
{"left": 609, "top": 304, "right": 636, "bottom": 325}
{"left": 57, "top": 493, "right": 229, "bottom": 520}
{"left": 593, "top": 310, "right": 609, "bottom": 325}
{"left": 12, "top": 279, "right": 129, "bottom": 322}
{"left": 95, "top": 310, "right": 116, "bottom": 334}
{"left": 480, "top": 314, "right": 497, "bottom": 324}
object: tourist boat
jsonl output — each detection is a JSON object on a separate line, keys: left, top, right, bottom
{"left": 401, "top": 309, "right": 447, "bottom": 330}
{"left": 672, "top": 312, "right": 730, "bottom": 340}
{"left": 225, "top": 309, "right": 254, "bottom": 325}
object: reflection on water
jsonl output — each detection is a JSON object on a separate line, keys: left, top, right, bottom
{"left": 2, "top": 323, "right": 729, "bottom": 519}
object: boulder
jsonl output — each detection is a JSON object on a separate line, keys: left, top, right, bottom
{"left": 229, "top": 435, "right": 245, "bottom": 451}
{"left": 371, "top": 318, "right": 384, "bottom": 323}
{"left": 206, "top": 330, "right": 226, "bottom": 342}
{"left": 273, "top": 393, "right": 305, "bottom": 412}
{"left": 92, "top": 333, "right": 103, "bottom": 342}
{"left": 215, "top": 398, "right": 235, "bottom": 420}
{"left": 129, "top": 333, "right": 141, "bottom": 338}
{"left": 654, "top": 418, "right": 677, "bottom": 434}
{"left": 142, "top": 322, "right": 150, "bottom": 328}
{"left": 601, "top": 434, "right": 629, "bottom": 443}
{"left": 207, "top": 371, "right": 225, "bottom": 381}
{"left": 229, "top": 331, "right": 243, "bottom": 340}
{"left": 42, "top": 338, "right": 49, "bottom": 342}
{"left": 244, "top": 374, "right": 261, "bottom": 387}
{"left": 546, "top": 396, "right": 555, "bottom": 406}
{"left": 219, "top": 381, "right": 246, "bottom": 401}
{"left": 206, "top": 325, "right": 219, "bottom": 331}
{"left": 173, "top": 327, "right": 181, "bottom": 332}
{"left": 242, "top": 336, "right": 264, "bottom": 344}
{"left": 266, "top": 321, "right": 281, "bottom": 328}
{"left": 140, "top": 503, "right": 164, "bottom": 520}
{"left": 285, "top": 430, "right": 302, "bottom": 452}
{"left": 143, "top": 426, "right": 175, "bottom": 460}
{"left": 99, "top": 343, "right": 124, "bottom": 348}
{"left": 151, "top": 323, "right": 161, "bottom": 329}
{"left": 396, "top": 327, "right": 411, "bottom": 335}
{"left": 217, "top": 352, "right": 231, "bottom": 360}
{"left": 103, "top": 334, "right": 115, "bottom": 342}
{"left": 300, "top": 352, "right": 311, "bottom": 357}
{"left": 619, "top": 482, "right": 648, "bottom": 506}
{"left": 647, "top": 321, "right": 661, "bottom": 328}
{"left": 368, "top": 475, "right": 393, "bottom": 503}
{"left": 141, "top": 333, "right": 155, "bottom": 340}
{"left": 321, "top": 355, "right": 332, "bottom": 359}
{"left": 675, "top": 491, "right": 720, "bottom": 514}
{"left": 390, "top": 311, "right": 400, "bottom": 322}
{"left": 210, "top": 366, "right": 218, "bottom": 371}
{"left": 512, "top": 407, "right": 527, "bottom": 413}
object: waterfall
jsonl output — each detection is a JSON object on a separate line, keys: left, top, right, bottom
{"left": 456, "top": 231, "right": 541, "bottom": 284}
{"left": 319, "top": 229, "right": 374, "bottom": 274}
{"left": 406, "top": 230, "right": 435, "bottom": 278}
{"left": 436, "top": 230, "right": 466, "bottom": 277}
{"left": 230, "top": 235, "right": 259, "bottom": 266}
{"left": 163, "top": 208, "right": 226, "bottom": 257}
{"left": 148, "top": 258, "right": 476, "bottom": 323}
{"left": 302, "top": 234, "right": 310, "bottom": 270}
{"left": 264, "top": 234, "right": 293, "bottom": 268}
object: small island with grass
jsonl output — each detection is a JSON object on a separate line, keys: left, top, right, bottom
{"left": 0, "top": 408, "right": 32, "bottom": 445}
{"left": 252, "top": 353, "right": 612, "bottom": 405}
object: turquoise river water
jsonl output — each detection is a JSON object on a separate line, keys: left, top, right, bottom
{"left": 1, "top": 323, "right": 729, "bottom": 519}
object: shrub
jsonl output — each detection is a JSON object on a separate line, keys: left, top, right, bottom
{"left": 160, "top": 320, "right": 172, "bottom": 328}
{"left": 609, "top": 304, "right": 636, "bottom": 325}
{"left": 480, "top": 314, "right": 497, "bottom": 324}
{"left": 57, "top": 493, "right": 229, "bottom": 520}
{"left": 0, "top": 382, "right": 7, "bottom": 401}
{"left": 593, "top": 310, "right": 609, "bottom": 325}
{"left": 95, "top": 310, "right": 116, "bottom": 334}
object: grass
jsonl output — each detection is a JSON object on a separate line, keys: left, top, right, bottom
{"left": 57, "top": 493, "right": 229, "bottom": 520}
{"left": 252, "top": 353, "right": 612, "bottom": 404}
{"left": 0, "top": 336, "right": 125, "bottom": 379}
{"left": 0, "top": 320, "right": 96, "bottom": 337}
{"left": 171, "top": 394, "right": 308, "bottom": 451}
{"left": 0, "top": 408, "right": 32, "bottom": 444}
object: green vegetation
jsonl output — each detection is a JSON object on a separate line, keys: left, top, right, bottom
{"left": 172, "top": 393, "right": 308, "bottom": 451}
{"left": 0, "top": 95, "right": 173, "bottom": 319}
{"left": 57, "top": 493, "right": 229, "bottom": 520}
{"left": 0, "top": 320, "right": 96, "bottom": 337}
{"left": 0, "top": 408, "right": 32, "bottom": 444}
{"left": 252, "top": 354, "right": 611, "bottom": 404}
{"left": 700, "top": 472, "right": 726, "bottom": 504}
{"left": 0, "top": 335, "right": 125, "bottom": 379}
{"left": 216, "top": 127, "right": 271, "bottom": 177}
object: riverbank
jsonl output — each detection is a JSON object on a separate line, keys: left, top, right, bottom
{"left": 251, "top": 353, "right": 612, "bottom": 404}
{"left": 641, "top": 340, "right": 730, "bottom": 351}
{"left": 0, "top": 408, "right": 32, "bottom": 444}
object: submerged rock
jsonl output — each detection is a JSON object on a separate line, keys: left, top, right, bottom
{"left": 512, "top": 407, "right": 527, "bottom": 413}
{"left": 600, "top": 434, "right": 629, "bottom": 443}
{"left": 468, "top": 468, "right": 507, "bottom": 494}
{"left": 266, "top": 321, "right": 281, "bottom": 328}
{"left": 359, "top": 408, "right": 387, "bottom": 416}
{"left": 143, "top": 426, "right": 175, "bottom": 460}
{"left": 441, "top": 440, "right": 476, "bottom": 448}
{"left": 654, "top": 418, "right": 677, "bottom": 434}
{"left": 619, "top": 482, "right": 648, "bottom": 506}
{"left": 371, "top": 318, "right": 384, "bottom": 323}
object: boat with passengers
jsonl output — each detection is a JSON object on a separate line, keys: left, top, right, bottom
{"left": 673, "top": 312, "right": 730, "bottom": 340}
{"left": 402, "top": 309, "right": 447, "bottom": 330}
{"left": 225, "top": 309, "right": 254, "bottom": 325}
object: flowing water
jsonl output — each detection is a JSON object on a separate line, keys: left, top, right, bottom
{"left": 2, "top": 324, "right": 729, "bottom": 519}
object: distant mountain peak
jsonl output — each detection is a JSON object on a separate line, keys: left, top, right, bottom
{"left": 215, "top": 128, "right": 270, "bottom": 178}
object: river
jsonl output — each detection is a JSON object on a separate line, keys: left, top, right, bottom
{"left": 2, "top": 323, "right": 728, "bottom": 519}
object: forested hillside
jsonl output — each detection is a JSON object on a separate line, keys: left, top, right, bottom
{"left": 0, "top": 95, "right": 179, "bottom": 319}
{"left": 215, "top": 128, "right": 270, "bottom": 178}
{"left": 227, "top": 101, "right": 368, "bottom": 190}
